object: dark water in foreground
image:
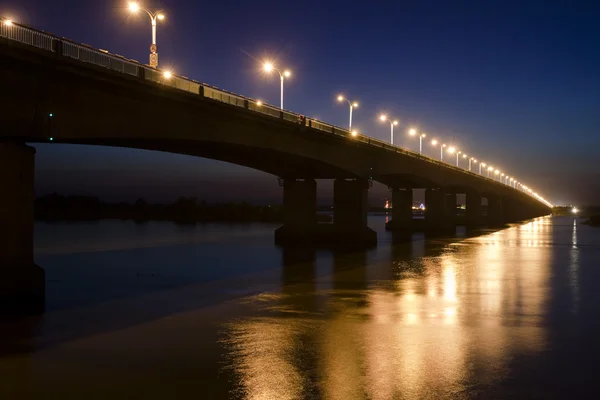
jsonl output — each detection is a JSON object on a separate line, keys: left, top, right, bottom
{"left": 1, "top": 215, "right": 599, "bottom": 399}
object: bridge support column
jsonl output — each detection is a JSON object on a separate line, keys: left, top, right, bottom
{"left": 333, "top": 179, "right": 377, "bottom": 246}
{"left": 425, "top": 188, "right": 453, "bottom": 233}
{"left": 0, "top": 143, "right": 44, "bottom": 313}
{"left": 465, "top": 191, "right": 483, "bottom": 228}
{"left": 445, "top": 192, "right": 458, "bottom": 225}
{"left": 385, "top": 188, "right": 413, "bottom": 231}
{"left": 275, "top": 179, "right": 317, "bottom": 245}
{"left": 487, "top": 196, "right": 504, "bottom": 226}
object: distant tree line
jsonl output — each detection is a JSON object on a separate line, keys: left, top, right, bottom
{"left": 35, "top": 194, "right": 285, "bottom": 223}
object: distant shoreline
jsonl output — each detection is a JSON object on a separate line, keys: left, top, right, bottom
{"left": 35, "top": 194, "right": 338, "bottom": 224}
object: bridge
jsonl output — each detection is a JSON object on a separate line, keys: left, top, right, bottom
{"left": 0, "top": 20, "right": 552, "bottom": 310}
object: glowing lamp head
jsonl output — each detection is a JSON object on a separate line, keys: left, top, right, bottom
{"left": 128, "top": 2, "right": 140, "bottom": 12}
{"left": 283, "top": 70, "right": 291, "bottom": 77}
{"left": 163, "top": 70, "right": 172, "bottom": 79}
{"left": 352, "top": 102, "right": 359, "bottom": 108}
{"left": 495, "top": 170, "right": 500, "bottom": 175}
{"left": 448, "top": 147, "right": 456, "bottom": 154}
{"left": 463, "top": 154, "right": 467, "bottom": 159}
{"left": 431, "top": 139, "right": 438, "bottom": 146}
{"left": 380, "top": 114, "right": 387, "bottom": 122}
{"left": 573, "top": 207, "right": 579, "bottom": 214}
{"left": 488, "top": 166, "right": 493, "bottom": 171}
{"left": 3, "top": 19, "right": 13, "bottom": 26}
{"left": 337, "top": 95, "right": 344, "bottom": 102}
{"left": 393, "top": 120, "right": 399, "bottom": 126}
{"left": 157, "top": 14, "right": 165, "bottom": 20}
{"left": 263, "top": 62, "right": 274, "bottom": 73}
{"left": 351, "top": 130, "right": 358, "bottom": 137}
{"left": 256, "top": 100, "right": 263, "bottom": 106}
{"left": 421, "top": 133, "right": 426, "bottom": 138}
{"left": 409, "top": 128, "right": 417, "bottom": 136}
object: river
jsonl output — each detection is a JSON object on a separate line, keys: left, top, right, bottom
{"left": 0, "top": 215, "right": 598, "bottom": 399}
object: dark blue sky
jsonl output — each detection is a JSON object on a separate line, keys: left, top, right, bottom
{"left": 4, "top": 0, "right": 599, "bottom": 205}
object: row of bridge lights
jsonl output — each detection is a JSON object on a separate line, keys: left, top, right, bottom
{"left": 332, "top": 96, "right": 551, "bottom": 207}
{"left": 3, "top": 7, "right": 552, "bottom": 208}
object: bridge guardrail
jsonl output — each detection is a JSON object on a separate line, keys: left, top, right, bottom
{"left": 0, "top": 22, "right": 54, "bottom": 51}
{"left": 0, "top": 18, "right": 550, "bottom": 207}
{"left": 62, "top": 41, "right": 139, "bottom": 76}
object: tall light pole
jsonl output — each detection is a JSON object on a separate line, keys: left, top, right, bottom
{"left": 456, "top": 150, "right": 462, "bottom": 167}
{"left": 469, "top": 157, "right": 477, "bottom": 171}
{"left": 263, "top": 62, "right": 291, "bottom": 109}
{"left": 409, "top": 128, "right": 426, "bottom": 154}
{"left": 487, "top": 166, "right": 493, "bottom": 177}
{"left": 128, "top": 2, "right": 165, "bottom": 69}
{"left": 462, "top": 153, "right": 468, "bottom": 168}
{"left": 479, "top": 162, "right": 486, "bottom": 174}
{"left": 380, "top": 114, "right": 399, "bottom": 145}
{"left": 337, "top": 95, "right": 358, "bottom": 130}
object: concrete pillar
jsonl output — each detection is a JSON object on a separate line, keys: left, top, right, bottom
{"left": 282, "top": 179, "right": 317, "bottom": 229}
{"left": 445, "top": 192, "right": 457, "bottom": 223}
{"left": 487, "top": 195, "right": 504, "bottom": 226}
{"left": 465, "top": 191, "right": 482, "bottom": 227}
{"left": 334, "top": 178, "right": 368, "bottom": 229}
{"left": 386, "top": 188, "right": 412, "bottom": 231}
{"left": 425, "top": 188, "right": 453, "bottom": 232}
{"left": 0, "top": 142, "right": 44, "bottom": 312}
{"left": 332, "top": 178, "right": 377, "bottom": 246}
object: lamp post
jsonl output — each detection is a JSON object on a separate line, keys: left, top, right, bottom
{"left": 456, "top": 150, "right": 462, "bottom": 167}
{"left": 487, "top": 166, "right": 493, "bottom": 177}
{"left": 462, "top": 153, "right": 468, "bottom": 168}
{"left": 447, "top": 146, "right": 457, "bottom": 164}
{"left": 479, "top": 162, "right": 486, "bottom": 174}
{"left": 469, "top": 157, "right": 477, "bottom": 171}
{"left": 337, "top": 95, "right": 358, "bottom": 130}
{"left": 263, "top": 62, "right": 291, "bottom": 109}
{"left": 380, "top": 115, "right": 399, "bottom": 145}
{"left": 409, "top": 128, "right": 427, "bottom": 154}
{"left": 128, "top": 2, "right": 165, "bottom": 68}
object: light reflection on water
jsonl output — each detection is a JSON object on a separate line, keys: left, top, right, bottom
{"left": 1, "top": 215, "right": 599, "bottom": 398}
{"left": 222, "top": 217, "right": 561, "bottom": 399}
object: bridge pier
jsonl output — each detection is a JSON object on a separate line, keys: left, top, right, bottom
{"left": 465, "top": 191, "right": 483, "bottom": 228}
{"left": 385, "top": 188, "right": 413, "bottom": 231}
{"left": 486, "top": 196, "right": 505, "bottom": 226}
{"left": 333, "top": 179, "right": 377, "bottom": 246}
{"left": 0, "top": 143, "right": 44, "bottom": 314}
{"left": 275, "top": 178, "right": 376, "bottom": 248}
{"left": 425, "top": 188, "right": 454, "bottom": 233}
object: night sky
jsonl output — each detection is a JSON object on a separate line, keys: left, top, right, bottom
{"left": 4, "top": 0, "right": 599, "bottom": 205}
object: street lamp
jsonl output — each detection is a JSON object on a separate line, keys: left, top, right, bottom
{"left": 495, "top": 170, "right": 500, "bottom": 181}
{"left": 409, "top": 128, "right": 427, "bottom": 154}
{"left": 432, "top": 140, "right": 446, "bottom": 161}
{"left": 479, "top": 162, "right": 486, "bottom": 174}
{"left": 337, "top": 95, "right": 358, "bottom": 130}
{"left": 380, "top": 114, "right": 399, "bottom": 145}
{"left": 487, "top": 166, "right": 494, "bottom": 177}
{"left": 3, "top": 19, "right": 13, "bottom": 27}
{"left": 128, "top": 2, "right": 165, "bottom": 69}
{"left": 455, "top": 150, "right": 462, "bottom": 167}
{"left": 469, "top": 157, "right": 477, "bottom": 171}
{"left": 263, "top": 62, "right": 291, "bottom": 109}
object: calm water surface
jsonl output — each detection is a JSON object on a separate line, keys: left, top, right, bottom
{"left": 1, "top": 215, "right": 599, "bottom": 399}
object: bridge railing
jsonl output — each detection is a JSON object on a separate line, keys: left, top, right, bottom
{"left": 63, "top": 42, "right": 139, "bottom": 76}
{"left": 0, "top": 21, "right": 54, "bottom": 51}
{"left": 0, "top": 18, "right": 549, "bottom": 206}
